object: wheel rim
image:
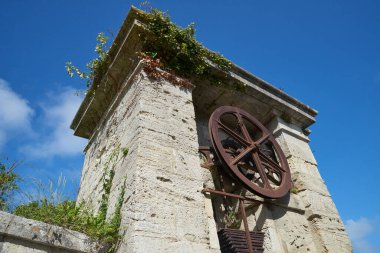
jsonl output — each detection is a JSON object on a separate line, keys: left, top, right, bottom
{"left": 209, "top": 106, "right": 291, "bottom": 198}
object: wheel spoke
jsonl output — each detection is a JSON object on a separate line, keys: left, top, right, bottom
{"left": 255, "top": 134, "right": 269, "bottom": 145}
{"left": 258, "top": 150, "right": 285, "bottom": 173}
{"left": 266, "top": 171, "right": 281, "bottom": 185}
{"left": 229, "top": 146, "right": 254, "bottom": 166}
{"left": 252, "top": 152, "right": 271, "bottom": 189}
{"left": 236, "top": 113, "right": 253, "bottom": 143}
{"left": 238, "top": 163, "right": 263, "bottom": 184}
{"left": 217, "top": 120, "right": 250, "bottom": 147}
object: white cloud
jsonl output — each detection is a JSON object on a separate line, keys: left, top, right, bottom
{"left": 0, "top": 79, "right": 34, "bottom": 149}
{"left": 20, "top": 88, "right": 86, "bottom": 158}
{"left": 345, "top": 217, "right": 378, "bottom": 253}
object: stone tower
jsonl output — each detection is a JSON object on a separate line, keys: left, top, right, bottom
{"left": 71, "top": 7, "right": 352, "bottom": 253}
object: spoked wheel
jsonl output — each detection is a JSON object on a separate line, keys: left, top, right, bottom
{"left": 209, "top": 106, "right": 291, "bottom": 199}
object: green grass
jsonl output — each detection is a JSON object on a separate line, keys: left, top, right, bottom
{"left": 13, "top": 150, "right": 126, "bottom": 252}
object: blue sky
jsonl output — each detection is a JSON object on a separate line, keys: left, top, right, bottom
{"left": 1, "top": 1, "right": 379, "bottom": 252}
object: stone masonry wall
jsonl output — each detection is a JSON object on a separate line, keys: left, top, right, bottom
{"left": 268, "top": 117, "right": 352, "bottom": 252}
{"left": 77, "top": 67, "right": 219, "bottom": 252}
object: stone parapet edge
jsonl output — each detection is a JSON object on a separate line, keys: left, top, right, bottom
{"left": 0, "top": 211, "right": 100, "bottom": 253}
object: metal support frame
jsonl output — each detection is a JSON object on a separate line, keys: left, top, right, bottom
{"left": 239, "top": 198, "right": 254, "bottom": 253}
{"left": 198, "top": 106, "right": 305, "bottom": 252}
{"left": 202, "top": 188, "right": 306, "bottom": 253}
{"left": 202, "top": 188, "right": 254, "bottom": 253}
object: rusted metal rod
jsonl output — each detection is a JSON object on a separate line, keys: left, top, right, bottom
{"left": 239, "top": 199, "right": 254, "bottom": 253}
{"left": 202, "top": 188, "right": 245, "bottom": 199}
{"left": 202, "top": 188, "right": 305, "bottom": 214}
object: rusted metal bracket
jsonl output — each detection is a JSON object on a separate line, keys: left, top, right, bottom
{"left": 199, "top": 146, "right": 215, "bottom": 169}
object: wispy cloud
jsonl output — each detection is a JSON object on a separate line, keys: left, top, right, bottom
{"left": 20, "top": 88, "right": 86, "bottom": 158}
{"left": 0, "top": 79, "right": 34, "bottom": 150}
{"left": 0, "top": 79, "right": 85, "bottom": 202}
{"left": 345, "top": 217, "right": 378, "bottom": 253}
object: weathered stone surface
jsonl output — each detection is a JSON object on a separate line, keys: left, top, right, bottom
{"left": 0, "top": 211, "right": 99, "bottom": 253}
{"left": 76, "top": 69, "right": 219, "bottom": 252}
{"left": 292, "top": 171, "right": 330, "bottom": 197}
{"left": 270, "top": 206, "right": 318, "bottom": 252}
{"left": 308, "top": 213, "right": 352, "bottom": 253}
{"left": 1, "top": 236, "right": 72, "bottom": 253}
{"left": 272, "top": 120, "right": 352, "bottom": 253}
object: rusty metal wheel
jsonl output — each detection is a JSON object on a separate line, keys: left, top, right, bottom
{"left": 209, "top": 106, "right": 291, "bottom": 198}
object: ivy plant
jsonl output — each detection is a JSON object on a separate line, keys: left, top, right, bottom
{"left": 66, "top": 5, "right": 245, "bottom": 93}
{"left": 65, "top": 32, "right": 110, "bottom": 91}
{"left": 136, "top": 6, "right": 243, "bottom": 89}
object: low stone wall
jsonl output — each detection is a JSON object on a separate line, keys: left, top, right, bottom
{"left": 0, "top": 211, "right": 99, "bottom": 253}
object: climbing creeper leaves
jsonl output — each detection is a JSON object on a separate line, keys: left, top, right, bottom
{"left": 65, "top": 32, "right": 110, "bottom": 90}
{"left": 136, "top": 7, "right": 235, "bottom": 88}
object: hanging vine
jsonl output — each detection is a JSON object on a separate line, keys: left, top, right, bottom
{"left": 65, "top": 32, "right": 111, "bottom": 92}
{"left": 135, "top": 7, "right": 231, "bottom": 87}
{"left": 65, "top": 5, "right": 245, "bottom": 94}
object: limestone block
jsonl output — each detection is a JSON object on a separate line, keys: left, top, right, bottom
{"left": 1, "top": 237, "right": 71, "bottom": 253}
{"left": 287, "top": 157, "right": 322, "bottom": 180}
{"left": 267, "top": 116, "right": 309, "bottom": 143}
{"left": 292, "top": 171, "right": 330, "bottom": 197}
{"left": 308, "top": 213, "right": 352, "bottom": 253}
{"left": 121, "top": 234, "right": 215, "bottom": 253}
{"left": 252, "top": 205, "right": 285, "bottom": 253}
{"left": 264, "top": 227, "right": 286, "bottom": 253}
{"left": 201, "top": 167, "right": 217, "bottom": 190}
{"left": 276, "top": 133, "right": 317, "bottom": 165}
{"left": 266, "top": 193, "right": 306, "bottom": 213}
{"left": 207, "top": 218, "right": 220, "bottom": 250}
{"left": 270, "top": 207, "right": 318, "bottom": 252}
{"left": 299, "top": 190, "right": 339, "bottom": 217}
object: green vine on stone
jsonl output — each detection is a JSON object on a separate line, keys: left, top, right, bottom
{"left": 98, "top": 149, "right": 118, "bottom": 218}
{"left": 66, "top": 4, "right": 245, "bottom": 93}
{"left": 95, "top": 147, "right": 126, "bottom": 252}
{"left": 122, "top": 147, "right": 129, "bottom": 157}
{"left": 65, "top": 32, "right": 110, "bottom": 91}
{"left": 223, "top": 205, "right": 240, "bottom": 229}
{"left": 13, "top": 147, "right": 127, "bottom": 252}
{"left": 107, "top": 177, "right": 126, "bottom": 252}
{"left": 136, "top": 6, "right": 235, "bottom": 88}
